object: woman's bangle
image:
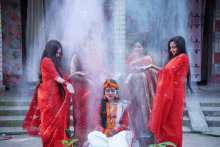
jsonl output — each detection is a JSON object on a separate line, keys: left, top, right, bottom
{"left": 101, "top": 128, "right": 106, "bottom": 134}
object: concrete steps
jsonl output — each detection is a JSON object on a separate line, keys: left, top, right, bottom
{"left": 202, "top": 106, "right": 220, "bottom": 127}
{"left": 0, "top": 127, "right": 27, "bottom": 135}
{"left": 0, "top": 116, "right": 74, "bottom": 127}
{"left": 0, "top": 106, "right": 30, "bottom": 116}
{"left": 200, "top": 102, "right": 220, "bottom": 126}
{"left": 0, "top": 102, "right": 31, "bottom": 106}
{"left": 0, "top": 100, "right": 75, "bottom": 135}
{"left": 200, "top": 101, "right": 220, "bottom": 136}
{"left": 0, "top": 106, "right": 74, "bottom": 116}
{"left": 183, "top": 116, "right": 190, "bottom": 127}
{"left": 0, "top": 100, "right": 191, "bottom": 134}
{"left": 182, "top": 100, "right": 220, "bottom": 135}
{"left": 183, "top": 107, "right": 192, "bottom": 133}
{"left": 0, "top": 126, "right": 74, "bottom": 135}
{"left": 202, "top": 107, "right": 220, "bottom": 116}
{"left": 0, "top": 116, "right": 25, "bottom": 127}
{"left": 205, "top": 117, "right": 220, "bottom": 127}
{"left": 1, "top": 98, "right": 220, "bottom": 136}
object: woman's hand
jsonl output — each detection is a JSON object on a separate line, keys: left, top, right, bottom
{"left": 86, "top": 79, "right": 94, "bottom": 87}
{"left": 62, "top": 81, "right": 75, "bottom": 93}
{"left": 74, "top": 71, "right": 88, "bottom": 76}
{"left": 68, "top": 71, "right": 85, "bottom": 80}
{"left": 134, "top": 64, "right": 152, "bottom": 71}
{"left": 145, "top": 64, "right": 153, "bottom": 70}
{"left": 66, "top": 83, "right": 75, "bottom": 93}
{"left": 70, "top": 54, "right": 78, "bottom": 74}
{"left": 71, "top": 71, "right": 88, "bottom": 82}
{"left": 106, "top": 129, "right": 118, "bottom": 138}
{"left": 150, "top": 64, "right": 162, "bottom": 72}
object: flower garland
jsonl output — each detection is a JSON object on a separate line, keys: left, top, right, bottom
{"left": 104, "top": 102, "right": 117, "bottom": 134}
{"left": 103, "top": 79, "right": 119, "bottom": 89}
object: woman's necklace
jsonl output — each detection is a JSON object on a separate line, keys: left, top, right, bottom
{"left": 104, "top": 102, "right": 117, "bottom": 134}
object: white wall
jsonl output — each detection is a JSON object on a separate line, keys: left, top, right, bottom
{"left": 113, "top": 0, "right": 126, "bottom": 73}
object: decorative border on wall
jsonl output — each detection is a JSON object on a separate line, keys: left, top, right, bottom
{"left": 2, "top": 0, "right": 22, "bottom": 85}
{"left": 188, "top": 0, "right": 206, "bottom": 82}
{"left": 213, "top": 1, "right": 220, "bottom": 84}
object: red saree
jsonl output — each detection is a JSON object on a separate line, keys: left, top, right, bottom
{"left": 71, "top": 71, "right": 110, "bottom": 147}
{"left": 71, "top": 80, "right": 91, "bottom": 147}
{"left": 23, "top": 57, "right": 71, "bottom": 147}
{"left": 70, "top": 52, "right": 110, "bottom": 147}
{"left": 148, "top": 54, "right": 189, "bottom": 147}
{"left": 124, "top": 55, "right": 158, "bottom": 146}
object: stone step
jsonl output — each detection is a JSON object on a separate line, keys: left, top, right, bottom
{"left": 182, "top": 126, "right": 192, "bottom": 133}
{"left": 0, "top": 125, "right": 191, "bottom": 136}
{"left": 205, "top": 116, "right": 220, "bottom": 127}
{"left": 0, "top": 127, "right": 27, "bottom": 135}
{"left": 0, "top": 115, "right": 191, "bottom": 128}
{"left": 0, "top": 126, "right": 74, "bottom": 135}
{"left": 0, "top": 102, "right": 31, "bottom": 106}
{"left": 0, "top": 101, "right": 74, "bottom": 107}
{"left": 183, "top": 116, "right": 190, "bottom": 127}
{"left": 202, "top": 127, "right": 220, "bottom": 137}
{"left": 0, "top": 116, "right": 26, "bottom": 127}
{"left": 0, "top": 106, "right": 74, "bottom": 116}
{"left": 0, "top": 126, "right": 193, "bottom": 136}
{"left": 0, "top": 106, "right": 30, "bottom": 116}
{"left": 0, "top": 106, "right": 188, "bottom": 117}
{"left": 200, "top": 102, "right": 220, "bottom": 107}
{"left": 184, "top": 108, "right": 188, "bottom": 116}
{"left": 0, "top": 116, "right": 74, "bottom": 127}
{"left": 6, "top": 99, "right": 217, "bottom": 108}
{"left": 202, "top": 107, "right": 220, "bottom": 116}
{"left": 186, "top": 101, "right": 211, "bottom": 132}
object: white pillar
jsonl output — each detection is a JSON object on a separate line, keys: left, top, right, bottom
{"left": 113, "top": 0, "right": 126, "bottom": 73}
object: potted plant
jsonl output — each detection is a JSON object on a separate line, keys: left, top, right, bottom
{"left": 62, "top": 129, "right": 79, "bottom": 147}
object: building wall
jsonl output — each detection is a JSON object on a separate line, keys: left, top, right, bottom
{"left": 188, "top": 0, "right": 206, "bottom": 82}
{"left": 0, "top": 2, "right": 3, "bottom": 91}
{"left": 212, "top": 0, "right": 220, "bottom": 83}
{"left": 115, "top": 0, "right": 209, "bottom": 83}
{"left": 1, "top": 0, "right": 22, "bottom": 86}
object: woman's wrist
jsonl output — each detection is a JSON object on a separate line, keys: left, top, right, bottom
{"left": 151, "top": 64, "right": 154, "bottom": 69}
{"left": 115, "top": 127, "right": 123, "bottom": 133}
{"left": 63, "top": 80, "right": 69, "bottom": 86}
{"left": 101, "top": 128, "right": 106, "bottom": 134}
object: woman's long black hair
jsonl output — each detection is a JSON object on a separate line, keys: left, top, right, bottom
{"left": 133, "top": 38, "right": 148, "bottom": 55}
{"left": 165, "top": 36, "right": 193, "bottom": 93}
{"left": 37, "top": 40, "right": 65, "bottom": 100}
{"left": 100, "top": 79, "right": 120, "bottom": 129}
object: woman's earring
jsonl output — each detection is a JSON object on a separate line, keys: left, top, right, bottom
{"left": 115, "top": 94, "right": 119, "bottom": 101}
{"left": 103, "top": 95, "right": 106, "bottom": 100}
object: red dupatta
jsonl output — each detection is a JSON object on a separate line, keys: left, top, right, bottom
{"left": 22, "top": 86, "right": 41, "bottom": 137}
{"left": 148, "top": 67, "right": 174, "bottom": 140}
{"left": 22, "top": 74, "right": 71, "bottom": 140}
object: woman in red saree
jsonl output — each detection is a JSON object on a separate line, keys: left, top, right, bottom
{"left": 22, "top": 40, "right": 75, "bottom": 147}
{"left": 147, "top": 36, "right": 193, "bottom": 147}
{"left": 124, "top": 38, "right": 158, "bottom": 146}
{"left": 69, "top": 53, "right": 90, "bottom": 147}
{"left": 70, "top": 35, "right": 109, "bottom": 147}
